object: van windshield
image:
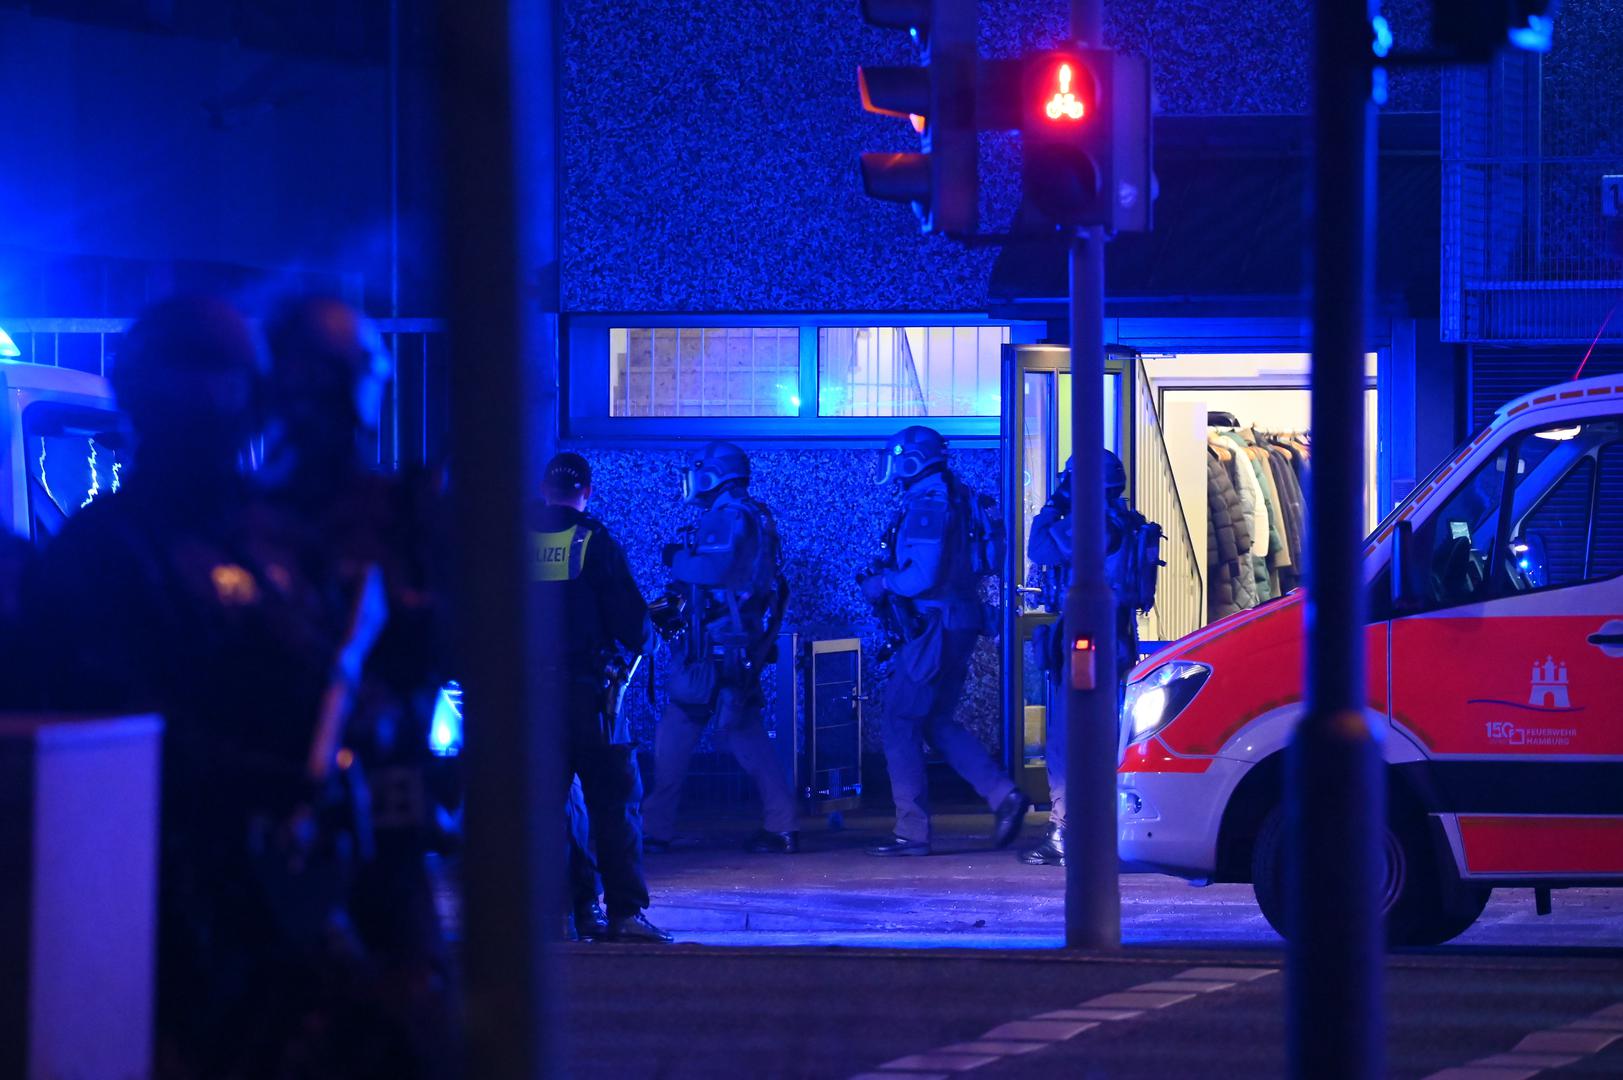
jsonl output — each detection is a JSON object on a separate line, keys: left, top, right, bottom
{"left": 22, "top": 402, "right": 127, "bottom": 544}
{"left": 1367, "top": 430, "right": 1480, "bottom": 545}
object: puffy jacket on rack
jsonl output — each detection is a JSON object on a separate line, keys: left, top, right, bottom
{"left": 1206, "top": 447, "right": 1255, "bottom": 619}
{"left": 1265, "top": 447, "right": 1307, "bottom": 593}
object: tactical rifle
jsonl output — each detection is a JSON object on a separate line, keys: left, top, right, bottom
{"left": 860, "top": 516, "right": 922, "bottom": 662}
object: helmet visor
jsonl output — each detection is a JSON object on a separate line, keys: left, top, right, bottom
{"left": 877, "top": 446, "right": 905, "bottom": 485}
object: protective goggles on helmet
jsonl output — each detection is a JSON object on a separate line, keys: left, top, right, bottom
{"left": 681, "top": 464, "right": 726, "bottom": 504}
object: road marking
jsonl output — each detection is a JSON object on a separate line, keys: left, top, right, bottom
{"left": 1423, "top": 1002, "right": 1623, "bottom": 1080}
{"left": 856, "top": 965, "right": 1278, "bottom": 1078}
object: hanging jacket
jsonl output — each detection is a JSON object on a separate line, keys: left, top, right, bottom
{"left": 1206, "top": 448, "right": 1254, "bottom": 619}
{"left": 1242, "top": 441, "right": 1288, "bottom": 598}
{"left": 1212, "top": 438, "right": 1263, "bottom": 609}
{"left": 1227, "top": 436, "right": 1276, "bottom": 603}
{"left": 1266, "top": 447, "right": 1307, "bottom": 593}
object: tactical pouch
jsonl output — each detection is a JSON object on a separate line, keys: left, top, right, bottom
{"left": 667, "top": 658, "right": 719, "bottom": 707}
{"left": 897, "top": 615, "right": 945, "bottom": 685}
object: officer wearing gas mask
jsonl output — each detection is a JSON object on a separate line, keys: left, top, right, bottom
{"left": 862, "top": 426, "right": 1031, "bottom": 856}
{"left": 643, "top": 441, "right": 799, "bottom": 855}
{"left": 531, "top": 452, "right": 671, "bottom": 943}
{"left": 1020, "top": 449, "right": 1144, "bottom": 867}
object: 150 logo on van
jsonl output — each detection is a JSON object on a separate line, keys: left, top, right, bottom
{"left": 1469, "top": 656, "right": 1584, "bottom": 747}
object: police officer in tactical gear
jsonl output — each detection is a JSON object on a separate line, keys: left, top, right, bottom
{"left": 1020, "top": 449, "right": 1141, "bottom": 867}
{"left": 261, "top": 295, "right": 464, "bottom": 1073}
{"left": 21, "top": 296, "right": 376, "bottom": 1075}
{"left": 643, "top": 441, "right": 800, "bottom": 855}
{"left": 532, "top": 451, "right": 672, "bottom": 942}
{"left": 863, "top": 425, "right": 1032, "bottom": 856}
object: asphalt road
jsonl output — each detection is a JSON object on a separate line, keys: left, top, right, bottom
{"left": 562, "top": 946, "right": 1623, "bottom": 1079}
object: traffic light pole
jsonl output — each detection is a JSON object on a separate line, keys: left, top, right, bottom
{"left": 441, "top": 0, "right": 564, "bottom": 1076}
{"left": 1061, "top": 0, "right": 1120, "bottom": 953}
{"left": 1289, "top": 0, "right": 1384, "bottom": 1076}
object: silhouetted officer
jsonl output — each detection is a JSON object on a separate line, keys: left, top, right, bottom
{"left": 863, "top": 426, "right": 1030, "bottom": 856}
{"left": 1021, "top": 450, "right": 1146, "bottom": 867}
{"left": 261, "top": 295, "right": 462, "bottom": 1073}
{"left": 643, "top": 441, "right": 800, "bottom": 855}
{"left": 22, "top": 296, "right": 363, "bottom": 1077}
{"left": 531, "top": 451, "right": 670, "bottom": 942}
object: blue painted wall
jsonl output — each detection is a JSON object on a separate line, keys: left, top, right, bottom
{"left": 560, "top": 0, "right": 1437, "bottom": 314}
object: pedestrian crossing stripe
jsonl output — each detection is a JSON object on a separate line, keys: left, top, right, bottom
{"left": 532, "top": 526, "right": 592, "bottom": 582}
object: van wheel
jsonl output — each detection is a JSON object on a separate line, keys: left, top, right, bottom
{"left": 1249, "top": 806, "right": 1490, "bottom": 947}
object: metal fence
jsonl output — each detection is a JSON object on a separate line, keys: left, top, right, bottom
{"left": 1443, "top": 49, "right": 1623, "bottom": 344}
{"left": 0, "top": 316, "right": 450, "bottom": 468}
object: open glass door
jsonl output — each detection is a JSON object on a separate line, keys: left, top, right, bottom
{"left": 1001, "top": 344, "right": 1130, "bottom": 799}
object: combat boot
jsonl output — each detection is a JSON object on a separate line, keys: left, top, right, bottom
{"left": 1019, "top": 824, "right": 1065, "bottom": 866}
{"left": 607, "top": 912, "right": 674, "bottom": 944}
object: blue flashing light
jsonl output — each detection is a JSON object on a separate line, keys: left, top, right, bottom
{"left": 0, "top": 325, "right": 17, "bottom": 360}
{"left": 1509, "top": 15, "right": 1554, "bottom": 53}
{"left": 430, "top": 681, "right": 464, "bottom": 757}
{"left": 790, "top": 394, "right": 803, "bottom": 410}
{"left": 1371, "top": 15, "right": 1394, "bottom": 58}
{"left": 1372, "top": 68, "right": 1389, "bottom": 107}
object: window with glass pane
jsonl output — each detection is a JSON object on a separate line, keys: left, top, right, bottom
{"left": 1507, "top": 418, "right": 1623, "bottom": 590}
{"left": 817, "top": 325, "right": 1008, "bottom": 417}
{"left": 609, "top": 327, "right": 800, "bottom": 417}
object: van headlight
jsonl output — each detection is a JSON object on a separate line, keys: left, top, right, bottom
{"left": 1121, "top": 661, "right": 1211, "bottom": 746}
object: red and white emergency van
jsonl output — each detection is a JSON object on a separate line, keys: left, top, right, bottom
{"left": 1117, "top": 373, "right": 1623, "bottom": 945}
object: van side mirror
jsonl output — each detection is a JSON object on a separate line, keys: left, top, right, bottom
{"left": 1390, "top": 519, "right": 1425, "bottom": 613}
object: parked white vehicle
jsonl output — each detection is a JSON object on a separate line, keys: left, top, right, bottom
{"left": 1, "top": 359, "right": 123, "bottom": 540}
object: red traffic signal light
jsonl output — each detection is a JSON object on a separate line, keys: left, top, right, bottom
{"left": 1027, "top": 54, "right": 1096, "bottom": 127}
{"left": 1011, "top": 49, "right": 1150, "bottom": 233}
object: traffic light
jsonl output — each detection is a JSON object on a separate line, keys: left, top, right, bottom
{"left": 1434, "top": 0, "right": 1559, "bottom": 60}
{"left": 1010, "top": 49, "right": 1152, "bottom": 233}
{"left": 857, "top": 0, "right": 977, "bottom": 235}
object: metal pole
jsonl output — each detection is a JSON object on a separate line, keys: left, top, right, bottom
{"left": 439, "top": 1, "right": 563, "bottom": 1077}
{"left": 1061, "top": 0, "right": 1119, "bottom": 953}
{"left": 1289, "top": 1, "right": 1383, "bottom": 1076}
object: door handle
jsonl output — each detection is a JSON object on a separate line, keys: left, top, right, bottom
{"left": 1589, "top": 621, "right": 1623, "bottom": 657}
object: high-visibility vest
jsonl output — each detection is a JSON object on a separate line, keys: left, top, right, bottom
{"left": 530, "top": 524, "right": 593, "bottom": 583}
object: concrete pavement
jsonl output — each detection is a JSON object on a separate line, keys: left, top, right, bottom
{"left": 640, "top": 809, "right": 1623, "bottom": 951}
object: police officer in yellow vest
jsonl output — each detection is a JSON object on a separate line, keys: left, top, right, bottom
{"left": 531, "top": 452, "right": 670, "bottom": 943}
{"left": 643, "top": 441, "right": 800, "bottom": 854}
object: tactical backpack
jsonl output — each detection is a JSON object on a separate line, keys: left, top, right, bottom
{"left": 1107, "top": 502, "right": 1164, "bottom": 614}
{"left": 947, "top": 474, "right": 1006, "bottom": 579}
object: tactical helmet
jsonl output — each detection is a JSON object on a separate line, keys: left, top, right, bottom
{"left": 264, "top": 295, "right": 393, "bottom": 439}
{"left": 1053, "top": 451, "right": 1125, "bottom": 499}
{"left": 1103, "top": 450, "right": 1126, "bottom": 496}
{"left": 682, "top": 441, "right": 750, "bottom": 504}
{"left": 877, "top": 425, "right": 948, "bottom": 485}
{"left": 112, "top": 295, "right": 264, "bottom": 460}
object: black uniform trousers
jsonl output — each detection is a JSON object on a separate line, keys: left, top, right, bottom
{"left": 561, "top": 678, "right": 650, "bottom": 919}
